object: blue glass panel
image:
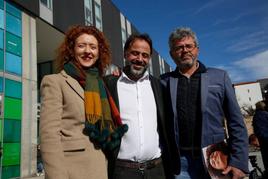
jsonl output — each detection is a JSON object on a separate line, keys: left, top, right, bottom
{"left": 6, "top": 13, "right": 22, "bottom": 37}
{"left": 0, "top": 28, "right": 3, "bottom": 49}
{"left": 6, "top": 2, "right": 21, "bottom": 18}
{"left": 6, "top": 52, "right": 22, "bottom": 75}
{"left": 5, "top": 79, "right": 22, "bottom": 99}
{"left": 0, "top": 77, "right": 3, "bottom": 92}
{"left": 0, "top": 9, "right": 4, "bottom": 29}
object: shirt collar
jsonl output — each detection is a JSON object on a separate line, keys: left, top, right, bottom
{"left": 119, "top": 70, "right": 150, "bottom": 83}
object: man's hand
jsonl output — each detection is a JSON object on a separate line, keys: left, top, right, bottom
{"left": 222, "top": 166, "right": 246, "bottom": 179}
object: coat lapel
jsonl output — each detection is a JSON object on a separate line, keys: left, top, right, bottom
{"left": 169, "top": 76, "right": 178, "bottom": 116}
{"left": 61, "top": 70, "right": 84, "bottom": 101}
{"left": 150, "top": 76, "right": 160, "bottom": 110}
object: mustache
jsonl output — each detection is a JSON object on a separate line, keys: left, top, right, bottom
{"left": 130, "top": 59, "right": 146, "bottom": 66}
{"left": 182, "top": 52, "right": 194, "bottom": 58}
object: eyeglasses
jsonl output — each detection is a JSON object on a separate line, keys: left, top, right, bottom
{"left": 172, "top": 44, "right": 196, "bottom": 53}
{"left": 128, "top": 50, "right": 151, "bottom": 60}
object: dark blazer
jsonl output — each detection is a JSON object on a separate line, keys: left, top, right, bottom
{"left": 104, "top": 74, "right": 172, "bottom": 179}
{"left": 161, "top": 66, "right": 249, "bottom": 174}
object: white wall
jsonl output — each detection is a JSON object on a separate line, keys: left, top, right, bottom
{"left": 234, "top": 82, "right": 263, "bottom": 114}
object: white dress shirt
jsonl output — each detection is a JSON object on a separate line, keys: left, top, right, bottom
{"left": 117, "top": 71, "right": 161, "bottom": 162}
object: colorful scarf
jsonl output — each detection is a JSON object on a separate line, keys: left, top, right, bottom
{"left": 64, "top": 62, "right": 128, "bottom": 150}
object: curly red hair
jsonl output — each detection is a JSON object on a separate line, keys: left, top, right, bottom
{"left": 55, "top": 25, "right": 111, "bottom": 76}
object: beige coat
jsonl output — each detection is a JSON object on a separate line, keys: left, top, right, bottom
{"left": 40, "top": 70, "right": 107, "bottom": 179}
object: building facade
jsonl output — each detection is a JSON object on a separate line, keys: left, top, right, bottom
{"left": 257, "top": 78, "right": 268, "bottom": 100}
{"left": 0, "top": 0, "right": 172, "bottom": 178}
{"left": 234, "top": 82, "right": 263, "bottom": 115}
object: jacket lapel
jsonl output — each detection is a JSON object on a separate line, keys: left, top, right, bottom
{"left": 61, "top": 70, "right": 84, "bottom": 101}
{"left": 150, "top": 76, "right": 160, "bottom": 110}
{"left": 169, "top": 76, "right": 178, "bottom": 116}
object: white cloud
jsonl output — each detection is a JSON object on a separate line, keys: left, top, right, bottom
{"left": 193, "top": 0, "right": 225, "bottom": 15}
{"left": 234, "top": 50, "right": 268, "bottom": 79}
{"left": 226, "top": 30, "right": 268, "bottom": 52}
{"left": 214, "top": 50, "right": 268, "bottom": 83}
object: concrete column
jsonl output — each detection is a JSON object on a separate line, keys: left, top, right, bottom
{"left": 21, "top": 12, "right": 38, "bottom": 177}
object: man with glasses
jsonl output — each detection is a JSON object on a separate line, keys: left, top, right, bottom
{"left": 105, "top": 34, "right": 172, "bottom": 179}
{"left": 161, "top": 27, "right": 248, "bottom": 179}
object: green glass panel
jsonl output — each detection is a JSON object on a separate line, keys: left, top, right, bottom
{"left": 3, "top": 119, "right": 21, "bottom": 142}
{"left": 6, "top": 32, "right": 22, "bottom": 57}
{"left": 2, "top": 143, "right": 20, "bottom": 166}
{"left": 0, "top": 9, "right": 3, "bottom": 29}
{"left": 5, "top": 79, "right": 22, "bottom": 99}
{"left": 2, "top": 165, "right": 20, "bottom": 179}
{"left": 0, "top": 0, "right": 3, "bottom": 9}
{"left": 0, "top": 49, "right": 3, "bottom": 70}
{"left": 0, "top": 119, "right": 2, "bottom": 142}
{"left": 6, "top": 2, "right": 21, "bottom": 19}
{"left": 0, "top": 77, "right": 2, "bottom": 92}
{"left": 4, "top": 97, "right": 21, "bottom": 120}
{"left": 6, "top": 13, "right": 22, "bottom": 37}
{"left": 0, "top": 28, "right": 3, "bottom": 49}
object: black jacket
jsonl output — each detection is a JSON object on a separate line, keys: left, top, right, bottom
{"left": 104, "top": 74, "right": 173, "bottom": 179}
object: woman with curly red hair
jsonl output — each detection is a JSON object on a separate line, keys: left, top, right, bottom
{"left": 40, "top": 25, "right": 127, "bottom": 179}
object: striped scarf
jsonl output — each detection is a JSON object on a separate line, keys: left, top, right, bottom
{"left": 64, "top": 62, "right": 128, "bottom": 150}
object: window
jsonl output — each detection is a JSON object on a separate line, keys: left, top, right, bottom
{"left": 84, "top": 0, "right": 93, "bottom": 25}
{"left": 37, "top": 61, "right": 53, "bottom": 90}
{"left": 40, "top": 0, "right": 52, "bottom": 9}
{"left": 0, "top": 77, "right": 3, "bottom": 116}
{"left": 6, "top": 32, "right": 22, "bottom": 57}
{"left": 121, "top": 28, "right": 127, "bottom": 46}
{"left": 4, "top": 97, "right": 22, "bottom": 120}
{"left": 159, "top": 57, "right": 165, "bottom": 74}
{"left": 148, "top": 58, "right": 153, "bottom": 75}
{"left": 121, "top": 28, "right": 127, "bottom": 66}
{"left": 0, "top": 9, "right": 4, "bottom": 29}
{"left": 0, "top": 0, "right": 3, "bottom": 9}
{"left": 6, "top": 2, "right": 21, "bottom": 18}
{"left": 0, "top": 28, "right": 3, "bottom": 49}
{"left": 6, "top": 52, "right": 22, "bottom": 75}
{"left": 5, "top": 79, "right": 22, "bottom": 99}
{"left": 94, "top": 2, "right": 102, "bottom": 31}
{"left": 6, "top": 13, "right": 22, "bottom": 37}
{"left": 0, "top": 49, "right": 4, "bottom": 70}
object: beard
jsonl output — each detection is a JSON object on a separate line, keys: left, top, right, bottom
{"left": 127, "top": 59, "right": 148, "bottom": 78}
{"left": 175, "top": 52, "right": 197, "bottom": 70}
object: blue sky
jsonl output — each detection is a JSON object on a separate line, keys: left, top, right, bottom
{"left": 111, "top": 0, "right": 268, "bottom": 83}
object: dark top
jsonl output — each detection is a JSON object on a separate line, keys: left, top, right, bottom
{"left": 176, "top": 63, "right": 206, "bottom": 156}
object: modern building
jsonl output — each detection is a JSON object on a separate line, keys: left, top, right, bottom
{"left": 257, "top": 78, "right": 268, "bottom": 100}
{"left": 234, "top": 81, "right": 263, "bottom": 115}
{"left": 0, "top": 0, "right": 172, "bottom": 178}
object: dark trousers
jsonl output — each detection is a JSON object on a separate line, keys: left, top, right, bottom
{"left": 113, "top": 160, "right": 166, "bottom": 179}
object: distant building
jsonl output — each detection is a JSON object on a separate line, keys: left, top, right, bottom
{"left": 257, "top": 78, "right": 268, "bottom": 100}
{"left": 0, "top": 0, "right": 172, "bottom": 178}
{"left": 234, "top": 81, "right": 263, "bottom": 115}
